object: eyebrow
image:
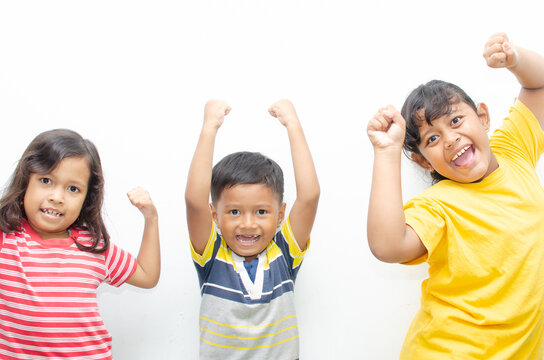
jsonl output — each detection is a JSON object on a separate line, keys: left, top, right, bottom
{"left": 71, "top": 179, "right": 89, "bottom": 189}
{"left": 420, "top": 106, "right": 462, "bottom": 140}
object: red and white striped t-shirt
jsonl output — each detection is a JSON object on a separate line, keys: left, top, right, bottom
{"left": 0, "top": 219, "right": 137, "bottom": 359}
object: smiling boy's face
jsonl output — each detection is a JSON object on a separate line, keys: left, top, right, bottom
{"left": 413, "top": 101, "right": 499, "bottom": 183}
{"left": 210, "top": 183, "right": 286, "bottom": 262}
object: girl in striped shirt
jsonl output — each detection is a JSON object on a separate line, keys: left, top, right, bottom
{"left": 0, "top": 129, "right": 160, "bottom": 359}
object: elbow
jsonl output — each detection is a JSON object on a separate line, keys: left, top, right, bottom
{"left": 309, "top": 189, "right": 321, "bottom": 206}
{"left": 368, "top": 243, "right": 400, "bottom": 263}
{"left": 367, "top": 234, "right": 403, "bottom": 263}
{"left": 301, "top": 185, "right": 321, "bottom": 206}
{"left": 139, "top": 267, "right": 161, "bottom": 289}
{"left": 140, "top": 274, "right": 160, "bottom": 289}
{"left": 185, "top": 192, "right": 196, "bottom": 209}
{"left": 314, "top": 185, "right": 321, "bottom": 203}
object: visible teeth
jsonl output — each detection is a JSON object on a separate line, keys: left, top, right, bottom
{"left": 237, "top": 235, "right": 259, "bottom": 243}
{"left": 42, "top": 209, "right": 62, "bottom": 217}
{"left": 452, "top": 145, "right": 471, "bottom": 161}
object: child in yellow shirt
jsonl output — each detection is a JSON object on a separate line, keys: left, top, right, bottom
{"left": 367, "top": 33, "right": 544, "bottom": 358}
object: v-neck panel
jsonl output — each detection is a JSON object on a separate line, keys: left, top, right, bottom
{"left": 232, "top": 251, "right": 266, "bottom": 300}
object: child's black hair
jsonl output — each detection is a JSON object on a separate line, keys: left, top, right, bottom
{"left": 211, "top": 151, "right": 284, "bottom": 204}
{"left": 401, "top": 80, "right": 478, "bottom": 183}
{"left": 0, "top": 129, "right": 109, "bottom": 253}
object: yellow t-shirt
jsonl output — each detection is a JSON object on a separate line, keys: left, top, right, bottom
{"left": 402, "top": 100, "right": 544, "bottom": 359}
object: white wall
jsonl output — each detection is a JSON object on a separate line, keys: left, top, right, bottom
{"left": 1, "top": 1, "right": 543, "bottom": 358}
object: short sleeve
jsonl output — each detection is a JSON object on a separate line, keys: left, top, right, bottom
{"left": 403, "top": 195, "right": 446, "bottom": 265}
{"left": 190, "top": 222, "right": 222, "bottom": 286}
{"left": 104, "top": 242, "right": 137, "bottom": 287}
{"left": 190, "top": 222, "right": 218, "bottom": 267}
{"left": 274, "top": 217, "right": 309, "bottom": 272}
{"left": 491, "top": 100, "right": 544, "bottom": 168}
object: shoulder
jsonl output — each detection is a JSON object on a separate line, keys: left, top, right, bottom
{"left": 70, "top": 226, "right": 109, "bottom": 252}
{"left": 491, "top": 100, "right": 544, "bottom": 165}
{"left": 0, "top": 223, "right": 28, "bottom": 250}
{"left": 405, "top": 180, "right": 457, "bottom": 207}
{"left": 492, "top": 100, "right": 539, "bottom": 138}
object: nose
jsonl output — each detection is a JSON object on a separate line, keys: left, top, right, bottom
{"left": 48, "top": 186, "right": 64, "bottom": 204}
{"left": 445, "top": 131, "right": 460, "bottom": 149}
{"left": 240, "top": 213, "right": 256, "bottom": 228}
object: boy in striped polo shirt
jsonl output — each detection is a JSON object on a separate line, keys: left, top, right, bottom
{"left": 185, "top": 99, "right": 319, "bottom": 359}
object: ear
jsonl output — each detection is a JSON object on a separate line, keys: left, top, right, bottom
{"left": 476, "top": 102, "right": 491, "bottom": 131}
{"left": 209, "top": 203, "right": 219, "bottom": 225}
{"left": 411, "top": 152, "right": 434, "bottom": 172}
{"left": 277, "top": 202, "right": 287, "bottom": 227}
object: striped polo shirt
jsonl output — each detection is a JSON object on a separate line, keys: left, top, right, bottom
{"left": 191, "top": 217, "right": 307, "bottom": 360}
{"left": 0, "top": 219, "right": 137, "bottom": 359}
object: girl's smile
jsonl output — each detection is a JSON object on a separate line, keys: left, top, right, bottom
{"left": 24, "top": 156, "right": 90, "bottom": 240}
{"left": 451, "top": 145, "right": 474, "bottom": 167}
{"left": 415, "top": 102, "right": 498, "bottom": 183}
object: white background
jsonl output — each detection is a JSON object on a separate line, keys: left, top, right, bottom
{"left": 1, "top": 1, "right": 543, "bottom": 359}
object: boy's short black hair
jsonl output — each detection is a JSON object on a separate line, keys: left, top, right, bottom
{"left": 401, "top": 80, "right": 478, "bottom": 183}
{"left": 211, "top": 151, "right": 284, "bottom": 204}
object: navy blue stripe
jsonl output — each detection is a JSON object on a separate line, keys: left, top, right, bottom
{"left": 202, "top": 281, "right": 295, "bottom": 304}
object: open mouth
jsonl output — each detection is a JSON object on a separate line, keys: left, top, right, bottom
{"left": 236, "top": 235, "right": 260, "bottom": 245}
{"left": 41, "top": 208, "right": 63, "bottom": 217}
{"left": 451, "top": 145, "right": 475, "bottom": 167}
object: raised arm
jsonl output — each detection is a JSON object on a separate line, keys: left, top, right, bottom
{"left": 483, "top": 33, "right": 544, "bottom": 129}
{"left": 125, "top": 187, "right": 160, "bottom": 289}
{"left": 185, "top": 100, "right": 231, "bottom": 254}
{"left": 366, "top": 107, "right": 426, "bottom": 263}
{"left": 268, "top": 99, "right": 320, "bottom": 250}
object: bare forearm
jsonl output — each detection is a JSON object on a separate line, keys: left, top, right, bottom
{"left": 510, "top": 46, "right": 544, "bottom": 90}
{"left": 185, "top": 127, "right": 217, "bottom": 209}
{"left": 134, "top": 216, "right": 160, "bottom": 288}
{"left": 186, "top": 100, "right": 230, "bottom": 253}
{"left": 268, "top": 99, "right": 320, "bottom": 249}
{"left": 367, "top": 150, "right": 407, "bottom": 261}
{"left": 286, "top": 122, "right": 320, "bottom": 204}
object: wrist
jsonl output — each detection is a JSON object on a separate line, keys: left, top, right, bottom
{"left": 373, "top": 143, "right": 403, "bottom": 155}
{"left": 283, "top": 117, "right": 302, "bottom": 131}
{"left": 144, "top": 212, "right": 159, "bottom": 223}
{"left": 373, "top": 146, "right": 403, "bottom": 161}
{"left": 201, "top": 123, "right": 220, "bottom": 136}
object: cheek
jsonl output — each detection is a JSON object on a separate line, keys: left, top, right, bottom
{"left": 22, "top": 187, "right": 36, "bottom": 208}
{"left": 69, "top": 195, "right": 87, "bottom": 219}
{"left": 21, "top": 195, "right": 29, "bottom": 214}
{"left": 75, "top": 199, "right": 86, "bottom": 214}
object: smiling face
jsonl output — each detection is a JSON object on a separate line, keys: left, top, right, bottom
{"left": 211, "top": 183, "right": 286, "bottom": 262}
{"left": 414, "top": 102, "right": 499, "bottom": 183}
{"left": 23, "top": 156, "right": 90, "bottom": 240}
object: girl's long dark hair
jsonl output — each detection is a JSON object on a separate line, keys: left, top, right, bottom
{"left": 0, "top": 129, "right": 109, "bottom": 253}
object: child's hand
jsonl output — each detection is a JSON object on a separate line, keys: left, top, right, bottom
{"left": 483, "top": 33, "right": 519, "bottom": 69}
{"left": 268, "top": 99, "right": 299, "bottom": 128}
{"left": 128, "top": 187, "right": 157, "bottom": 221}
{"left": 204, "top": 99, "right": 231, "bottom": 130}
{"left": 367, "top": 106, "right": 406, "bottom": 151}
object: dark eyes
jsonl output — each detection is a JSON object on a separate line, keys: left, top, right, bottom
{"left": 40, "top": 178, "right": 80, "bottom": 193}
{"left": 228, "top": 209, "right": 268, "bottom": 215}
{"left": 425, "top": 117, "right": 462, "bottom": 145}
{"left": 427, "top": 135, "right": 438, "bottom": 145}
